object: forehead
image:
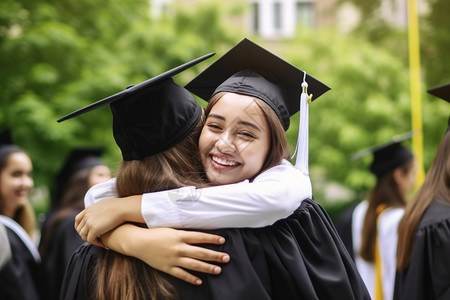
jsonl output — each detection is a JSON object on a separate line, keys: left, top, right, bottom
{"left": 209, "top": 93, "right": 267, "bottom": 122}
{"left": 2, "top": 152, "right": 32, "bottom": 169}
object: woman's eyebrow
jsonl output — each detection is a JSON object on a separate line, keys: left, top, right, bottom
{"left": 238, "top": 120, "right": 262, "bottom": 132}
{"left": 207, "top": 113, "right": 225, "bottom": 121}
{"left": 207, "top": 113, "right": 262, "bottom": 132}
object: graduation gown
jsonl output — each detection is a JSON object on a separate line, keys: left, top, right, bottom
{"left": 394, "top": 199, "right": 450, "bottom": 300}
{"left": 0, "top": 216, "right": 42, "bottom": 300}
{"left": 61, "top": 199, "right": 370, "bottom": 300}
{"left": 41, "top": 211, "right": 85, "bottom": 300}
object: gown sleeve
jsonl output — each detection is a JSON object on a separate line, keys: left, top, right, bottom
{"left": 84, "top": 161, "right": 312, "bottom": 229}
{"left": 394, "top": 199, "right": 450, "bottom": 300}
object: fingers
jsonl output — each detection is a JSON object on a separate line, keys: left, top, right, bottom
{"left": 177, "top": 256, "right": 223, "bottom": 276}
{"left": 181, "top": 231, "right": 226, "bottom": 245}
{"left": 74, "top": 210, "right": 85, "bottom": 232}
{"left": 168, "top": 267, "right": 203, "bottom": 286}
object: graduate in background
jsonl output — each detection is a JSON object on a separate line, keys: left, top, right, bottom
{"left": 38, "top": 148, "right": 110, "bottom": 300}
{"left": 395, "top": 83, "right": 450, "bottom": 300}
{"left": 338, "top": 132, "right": 417, "bottom": 300}
{"left": 0, "top": 128, "right": 41, "bottom": 300}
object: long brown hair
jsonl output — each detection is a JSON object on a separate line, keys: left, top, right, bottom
{"left": 0, "top": 146, "right": 36, "bottom": 237}
{"left": 93, "top": 118, "right": 207, "bottom": 300}
{"left": 397, "top": 130, "right": 450, "bottom": 271}
{"left": 359, "top": 160, "right": 415, "bottom": 262}
{"left": 39, "top": 168, "right": 92, "bottom": 258}
{"left": 206, "top": 92, "right": 290, "bottom": 180}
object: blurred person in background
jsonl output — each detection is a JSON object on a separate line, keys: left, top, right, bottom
{"left": 38, "top": 147, "right": 110, "bottom": 300}
{"left": 338, "top": 133, "right": 417, "bottom": 300}
{"left": 395, "top": 83, "right": 450, "bottom": 300}
{"left": 0, "top": 128, "right": 41, "bottom": 300}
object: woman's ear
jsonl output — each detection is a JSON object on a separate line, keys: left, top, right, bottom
{"left": 393, "top": 167, "right": 405, "bottom": 186}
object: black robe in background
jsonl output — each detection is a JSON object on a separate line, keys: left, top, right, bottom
{"left": 41, "top": 211, "right": 84, "bottom": 300}
{"left": 394, "top": 199, "right": 450, "bottom": 300}
{"left": 61, "top": 199, "right": 370, "bottom": 300}
{"left": 0, "top": 225, "right": 41, "bottom": 300}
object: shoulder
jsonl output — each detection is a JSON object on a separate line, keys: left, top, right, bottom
{"left": 418, "top": 199, "right": 450, "bottom": 229}
{"left": 255, "top": 160, "right": 307, "bottom": 182}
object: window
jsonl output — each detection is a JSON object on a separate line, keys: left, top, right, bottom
{"left": 296, "top": 1, "right": 314, "bottom": 27}
{"left": 252, "top": 2, "right": 259, "bottom": 33}
{"left": 273, "top": 2, "right": 282, "bottom": 30}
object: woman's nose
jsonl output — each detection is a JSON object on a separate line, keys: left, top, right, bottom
{"left": 22, "top": 175, "right": 34, "bottom": 189}
{"left": 216, "top": 132, "right": 236, "bottom": 153}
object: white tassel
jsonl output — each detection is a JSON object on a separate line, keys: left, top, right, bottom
{"left": 292, "top": 72, "right": 311, "bottom": 176}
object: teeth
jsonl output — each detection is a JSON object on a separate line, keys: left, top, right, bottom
{"left": 211, "top": 156, "right": 238, "bottom": 166}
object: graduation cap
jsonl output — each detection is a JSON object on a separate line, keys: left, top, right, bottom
{"left": 185, "top": 38, "right": 330, "bottom": 175}
{"left": 350, "top": 131, "right": 417, "bottom": 178}
{"left": 0, "top": 128, "right": 22, "bottom": 159}
{"left": 0, "top": 128, "right": 13, "bottom": 147}
{"left": 427, "top": 83, "right": 450, "bottom": 103}
{"left": 57, "top": 53, "right": 215, "bottom": 161}
{"left": 185, "top": 38, "right": 330, "bottom": 131}
{"left": 427, "top": 82, "right": 450, "bottom": 131}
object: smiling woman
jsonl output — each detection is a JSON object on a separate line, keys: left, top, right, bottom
{"left": 199, "top": 92, "right": 272, "bottom": 185}
{"left": 0, "top": 129, "right": 41, "bottom": 300}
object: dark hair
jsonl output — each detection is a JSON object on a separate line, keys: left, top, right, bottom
{"left": 397, "top": 130, "right": 450, "bottom": 271}
{"left": 0, "top": 145, "right": 36, "bottom": 237}
{"left": 359, "top": 159, "right": 415, "bottom": 262}
{"left": 94, "top": 117, "right": 207, "bottom": 300}
{"left": 39, "top": 168, "right": 93, "bottom": 259}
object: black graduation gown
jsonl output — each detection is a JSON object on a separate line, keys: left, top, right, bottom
{"left": 394, "top": 199, "right": 450, "bottom": 300}
{"left": 0, "top": 224, "right": 42, "bottom": 300}
{"left": 61, "top": 199, "right": 370, "bottom": 300}
{"left": 41, "top": 211, "right": 85, "bottom": 300}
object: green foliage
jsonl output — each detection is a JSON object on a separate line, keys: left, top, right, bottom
{"left": 0, "top": 0, "right": 242, "bottom": 213}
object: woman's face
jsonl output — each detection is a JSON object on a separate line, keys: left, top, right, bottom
{"left": 88, "top": 165, "right": 111, "bottom": 188}
{"left": 0, "top": 152, "right": 34, "bottom": 216}
{"left": 199, "top": 93, "right": 271, "bottom": 185}
{"left": 397, "top": 159, "right": 418, "bottom": 198}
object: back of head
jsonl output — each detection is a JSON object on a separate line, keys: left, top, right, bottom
{"left": 57, "top": 54, "right": 214, "bottom": 300}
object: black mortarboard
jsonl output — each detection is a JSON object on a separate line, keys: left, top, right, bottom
{"left": 0, "top": 128, "right": 12, "bottom": 147}
{"left": 350, "top": 132, "right": 416, "bottom": 178}
{"left": 427, "top": 82, "right": 450, "bottom": 131}
{"left": 57, "top": 53, "right": 215, "bottom": 161}
{"left": 185, "top": 38, "right": 331, "bottom": 131}
{"left": 427, "top": 83, "right": 450, "bottom": 103}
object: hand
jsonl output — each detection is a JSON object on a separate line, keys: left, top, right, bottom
{"left": 75, "top": 197, "right": 128, "bottom": 246}
{"left": 102, "top": 225, "right": 230, "bottom": 285}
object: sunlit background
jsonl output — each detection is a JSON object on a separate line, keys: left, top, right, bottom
{"left": 1, "top": 0, "right": 449, "bottom": 222}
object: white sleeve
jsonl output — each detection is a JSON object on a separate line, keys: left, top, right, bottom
{"left": 141, "top": 160, "right": 312, "bottom": 229}
{"left": 84, "top": 178, "right": 118, "bottom": 208}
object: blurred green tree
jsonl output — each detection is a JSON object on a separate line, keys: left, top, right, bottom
{"left": 0, "top": 0, "right": 241, "bottom": 214}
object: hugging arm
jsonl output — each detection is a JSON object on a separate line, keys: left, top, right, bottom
{"left": 78, "top": 161, "right": 311, "bottom": 237}
{"left": 99, "top": 224, "right": 229, "bottom": 285}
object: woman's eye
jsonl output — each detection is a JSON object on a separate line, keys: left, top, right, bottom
{"left": 207, "top": 123, "right": 222, "bottom": 130}
{"left": 239, "top": 131, "right": 256, "bottom": 139}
